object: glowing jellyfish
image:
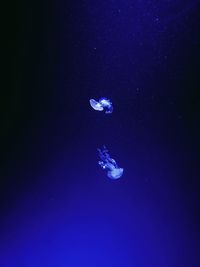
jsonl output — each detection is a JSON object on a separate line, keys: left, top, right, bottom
{"left": 97, "top": 145, "right": 124, "bottom": 180}
{"left": 89, "top": 97, "right": 113, "bottom": 114}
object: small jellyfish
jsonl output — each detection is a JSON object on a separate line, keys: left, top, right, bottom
{"left": 97, "top": 145, "right": 124, "bottom": 180}
{"left": 89, "top": 97, "right": 113, "bottom": 114}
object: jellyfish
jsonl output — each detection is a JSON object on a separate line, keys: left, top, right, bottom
{"left": 97, "top": 145, "right": 124, "bottom": 179}
{"left": 89, "top": 97, "right": 113, "bottom": 114}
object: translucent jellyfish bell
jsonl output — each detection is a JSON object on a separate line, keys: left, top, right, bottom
{"left": 89, "top": 99, "right": 104, "bottom": 111}
{"left": 107, "top": 168, "right": 124, "bottom": 179}
{"left": 97, "top": 146, "right": 124, "bottom": 180}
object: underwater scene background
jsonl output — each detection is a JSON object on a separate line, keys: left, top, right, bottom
{"left": 1, "top": 1, "right": 200, "bottom": 266}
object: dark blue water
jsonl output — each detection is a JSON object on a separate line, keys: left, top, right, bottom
{"left": 1, "top": 1, "right": 200, "bottom": 266}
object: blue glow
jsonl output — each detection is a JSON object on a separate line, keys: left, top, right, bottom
{"left": 89, "top": 97, "right": 113, "bottom": 114}
{"left": 97, "top": 145, "right": 124, "bottom": 179}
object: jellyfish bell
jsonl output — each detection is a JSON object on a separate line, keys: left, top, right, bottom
{"left": 89, "top": 99, "right": 104, "bottom": 111}
{"left": 107, "top": 168, "right": 124, "bottom": 180}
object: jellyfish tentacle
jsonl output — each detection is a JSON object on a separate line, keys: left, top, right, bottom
{"left": 99, "top": 98, "right": 113, "bottom": 114}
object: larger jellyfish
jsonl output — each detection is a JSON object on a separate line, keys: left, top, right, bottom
{"left": 89, "top": 97, "right": 113, "bottom": 114}
{"left": 97, "top": 145, "right": 124, "bottom": 179}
